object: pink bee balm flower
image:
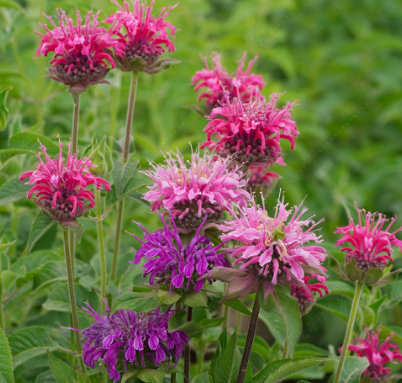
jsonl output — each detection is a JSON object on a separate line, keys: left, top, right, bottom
{"left": 36, "top": 9, "right": 117, "bottom": 93}
{"left": 208, "top": 195, "right": 327, "bottom": 301}
{"left": 347, "top": 329, "right": 402, "bottom": 381}
{"left": 335, "top": 204, "right": 402, "bottom": 273}
{"left": 105, "top": 0, "right": 178, "bottom": 73}
{"left": 291, "top": 275, "right": 329, "bottom": 315}
{"left": 142, "top": 150, "right": 250, "bottom": 230}
{"left": 192, "top": 52, "right": 265, "bottom": 113}
{"left": 202, "top": 92, "right": 299, "bottom": 166}
{"left": 246, "top": 165, "right": 279, "bottom": 197}
{"left": 20, "top": 138, "right": 110, "bottom": 224}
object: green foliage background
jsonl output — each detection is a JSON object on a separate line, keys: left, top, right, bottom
{"left": 0, "top": 0, "right": 402, "bottom": 382}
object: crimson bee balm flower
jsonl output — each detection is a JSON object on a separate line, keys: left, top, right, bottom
{"left": 335, "top": 204, "right": 402, "bottom": 284}
{"left": 291, "top": 276, "right": 329, "bottom": 315}
{"left": 202, "top": 92, "right": 299, "bottom": 167}
{"left": 142, "top": 150, "right": 250, "bottom": 230}
{"left": 20, "top": 138, "right": 110, "bottom": 226}
{"left": 36, "top": 9, "right": 118, "bottom": 96}
{"left": 128, "top": 214, "right": 231, "bottom": 293}
{"left": 192, "top": 52, "right": 265, "bottom": 113}
{"left": 74, "top": 302, "right": 188, "bottom": 382}
{"left": 347, "top": 329, "right": 402, "bottom": 382}
{"left": 246, "top": 165, "right": 279, "bottom": 197}
{"left": 208, "top": 195, "right": 327, "bottom": 301}
{"left": 105, "top": 0, "right": 178, "bottom": 73}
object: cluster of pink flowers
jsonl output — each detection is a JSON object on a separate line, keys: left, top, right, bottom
{"left": 142, "top": 149, "right": 250, "bottom": 230}
{"left": 105, "top": 0, "right": 178, "bottom": 72}
{"left": 20, "top": 138, "right": 110, "bottom": 224}
{"left": 192, "top": 52, "right": 265, "bottom": 112}
{"left": 347, "top": 329, "right": 402, "bottom": 381}
{"left": 335, "top": 204, "right": 402, "bottom": 273}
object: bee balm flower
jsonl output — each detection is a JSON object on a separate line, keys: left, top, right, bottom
{"left": 105, "top": 0, "right": 178, "bottom": 73}
{"left": 20, "top": 138, "right": 110, "bottom": 225}
{"left": 208, "top": 195, "right": 327, "bottom": 301}
{"left": 202, "top": 92, "right": 299, "bottom": 166}
{"left": 73, "top": 301, "right": 188, "bottom": 382}
{"left": 36, "top": 9, "right": 118, "bottom": 95}
{"left": 142, "top": 150, "right": 250, "bottom": 230}
{"left": 291, "top": 276, "right": 329, "bottom": 315}
{"left": 246, "top": 165, "right": 279, "bottom": 197}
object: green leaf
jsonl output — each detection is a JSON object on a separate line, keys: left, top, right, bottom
{"left": 223, "top": 299, "right": 251, "bottom": 316}
{"left": 328, "top": 356, "right": 369, "bottom": 383}
{"left": 182, "top": 290, "right": 209, "bottom": 309}
{"left": 32, "top": 261, "right": 67, "bottom": 291}
{"left": 374, "top": 268, "right": 402, "bottom": 286}
{"left": 258, "top": 310, "right": 286, "bottom": 345}
{"left": 136, "top": 369, "right": 165, "bottom": 383}
{"left": 259, "top": 285, "right": 302, "bottom": 358}
{"left": 210, "top": 331, "right": 227, "bottom": 378}
{"left": 0, "top": 240, "right": 15, "bottom": 253}
{"left": 315, "top": 296, "right": 353, "bottom": 325}
{"left": 171, "top": 321, "right": 203, "bottom": 339}
{"left": 157, "top": 289, "right": 182, "bottom": 305}
{"left": 112, "top": 159, "right": 138, "bottom": 197}
{"left": 0, "top": 327, "right": 14, "bottom": 383}
{"left": 43, "top": 283, "right": 98, "bottom": 312}
{"left": 388, "top": 280, "right": 402, "bottom": 303}
{"left": 238, "top": 334, "right": 270, "bottom": 363}
{"left": 0, "top": 1, "right": 24, "bottom": 12}
{"left": 200, "top": 317, "right": 225, "bottom": 330}
{"left": 294, "top": 344, "right": 330, "bottom": 357}
{"left": 214, "top": 332, "right": 242, "bottom": 383}
{"left": 379, "top": 325, "right": 402, "bottom": 344}
{"left": 0, "top": 149, "right": 30, "bottom": 169}
{"left": 9, "top": 132, "right": 60, "bottom": 156}
{"left": 47, "top": 351, "right": 77, "bottom": 383}
{"left": 328, "top": 252, "right": 349, "bottom": 281}
{"left": 112, "top": 292, "right": 159, "bottom": 313}
{"left": 0, "top": 177, "right": 31, "bottom": 206}
{"left": 27, "top": 213, "right": 57, "bottom": 253}
{"left": 0, "top": 87, "right": 12, "bottom": 131}
{"left": 34, "top": 370, "right": 56, "bottom": 383}
{"left": 325, "top": 281, "right": 355, "bottom": 299}
{"left": 8, "top": 327, "right": 58, "bottom": 368}
{"left": 252, "top": 357, "right": 334, "bottom": 383}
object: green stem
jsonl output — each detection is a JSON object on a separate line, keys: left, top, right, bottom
{"left": 63, "top": 230, "right": 86, "bottom": 373}
{"left": 236, "top": 293, "right": 260, "bottom": 383}
{"left": 69, "top": 231, "right": 75, "bottom": 277}
{"left": 0, "top": 254, "right": 3, "bottom": 329}
{"left": 71, "top": 96, "right": 80, "bottom": 154}
{"left": 184, "top": 306, "right": 193, "bottom": 383}
{"left": 197, "top": 343, "right": 204, "bottom": 374}
{"left": 95, "top": 188, "right": 107, "bottom": 308}
{"left": 111, "top": 71, "right": 139, "bottom": 282}
{"left": 333, "top": 281, "right": 363, "bottom": 383}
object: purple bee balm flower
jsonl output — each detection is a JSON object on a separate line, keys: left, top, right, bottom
{"left": 142, "top": 149, "right": 250, "bottom": 230}
{"left": 72, "top": 301, "right": 188, "bottom": 382}
{"left": 207, "top": 194, "right": 327, "bottom": 301}
{"left": 128, "top": 214, "right": 231, "bottom": 292}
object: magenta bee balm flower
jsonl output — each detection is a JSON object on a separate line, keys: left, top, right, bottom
{"left": 128, "top": 214, "right": 231, "bottom": 292}
{"left": 208, "top": 195, "right": 327, "bottom": 301}
{"left": 246, "top": 165, "right": 279, "bottom": 197}
{"left": 202, "top": 92, "right": 299, "bottom": 166}
{"left": 36, "top": 9, "right": 117, "bottom": 93}
{"left": 142, "top": 150, "right": 250, "bottom": 230}
{"left": 74, "top": 301, "right": 188, "bottom": 382}
{"left": 192, "top": 52, "right": 265, "bottom": 113}
{"left": 105, "top": 0, "right": 178, "bottom": 73}
{"left": 20, "top": 138, "right": 110, "bottom": 224}
{"left": 347, "top": 329, "right": 402, "bottom": 382}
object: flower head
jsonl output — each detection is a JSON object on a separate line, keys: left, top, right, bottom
{"left": 20, "top": 137, "right": 110, "bottom": 224}
{"left": 335, "top": 204, "right": 402, "bottom": 274}
{"left": 209, "top": 194, "right": 327, "bottom": 301}
{"left": 291, "top": 276, "right": 329, "bottom": 315}
{"left": 192, "top": 52, "right": 265, "bottom": 113}
{"left": 202, "top": 92, "right": 299, "bottom": 166}
{"left": 142, "top": 149, "right": 250, "bottom": 230}
{"left": 36, "top": 9, "right": 117, "bottom": 92}
{"left": 347, "top": 329, "right": 402, "bottom": 382}
{"left": 105, "top": 0, "right": 178, "bottom": 72}
{"left": 246, "top": 165, "right": 279, "bottom": 197}
{"left": 75, "top": 301, "right": 188, "bottom": 382}
{"left": 128, "top": 214, "right": 231, "bottom": 292}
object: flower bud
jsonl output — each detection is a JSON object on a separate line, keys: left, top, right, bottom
{"left": 83, "top": 135, "right": 113, "bottom": 176}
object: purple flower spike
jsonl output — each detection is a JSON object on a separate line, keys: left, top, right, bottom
{"left": 72, "top": 301, "right": 188, "bottom": 382}
{"left": 128, "top": 214, "right": 231, "bottom": 293}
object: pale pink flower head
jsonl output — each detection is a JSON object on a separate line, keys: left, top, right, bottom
{"left": 142, "top": 149, "right": 250, "bottom": 230}
{"left": 36, "top": 9, "right": 117, "bottom": 94}
{"left": 208, "top": 194, "right": 327, "bottom": 301}
{"left": 347, "top": 329, "right": 402, "bottom": 382}
{"left": 192, "top": 52, "right": 265, "bottom": 113}
{"left": 105, "top": 0, "right": 178, "bottom": 73}
{"left": 335, "top": 204, "right": 402, "bottom": 274}
{"left": 202, "top": 92, "right": 299, "bottom": 167}
{"left": 246, "top": 165, "right": 279, "bottom": 197}
{"left": 20, "top": 137, "right": 110, "bottom": 225}
{"left": 291, "top": 275, "right": 329, "bottom": 315}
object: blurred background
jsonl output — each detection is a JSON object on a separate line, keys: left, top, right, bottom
{"left": 1, "top": 0, "right": 402, "bottom": 381}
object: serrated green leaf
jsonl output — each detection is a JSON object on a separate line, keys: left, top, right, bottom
{"left": 0, "top": 87, "right": 12, "bottom": 131}
{"left": 27, "top": 213, "right": 57, "bottom": 253}
{"left": 34, "top": 370, "right": 56, "bottom": 383}
{"left": 223, "top": 298, "right": 251, "bottom": 316}
{"left": 0, "top": 149, "right": 29, "bottom": 169}
{"left": 238, "top": 334, "right": 270, "bottom": 363}
{"left": 8, "top": 327, "right": 58, "bottom": 368}
{"left": 214, "top": 332, "right": 242, "bottom": 383}
{"left": 136, "top": 369, "right": 165, "bottom": 383}
{"left": 258, "top": 310, "right": 286, "bottom": 345}
{"left": 112, "top": 159, "right": 138, "bottom": 197}
{"left": 328, "top": 356, "right": 369, "bottom": 383}
{"left": 112, "top": 291, "right": 159, "bottom": 313}
{"left": 200, "top": 317, "right": 225, "bottom": 330}
{"left": 47, "top": 351, "right": 77, "bottom": 383}
{"left": 0, "top": 327, "right": 14, "bottom": 383}
{"left": 32, "top": 261, "right": 67, "bottom": 291}
{"left": 253, "top": 357, "right": 334, "bottom": 383}
{"left": 0, "top": 177, "right": 31, "bottom": 206}
{"left": 158, "top": 289, "right": 182, "bottom": 305}
{"left": 170, "top": 319, "right": 203, "bottom": 339}
{"left": 182, "top": 290, "right": 209, "bottom": 309}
